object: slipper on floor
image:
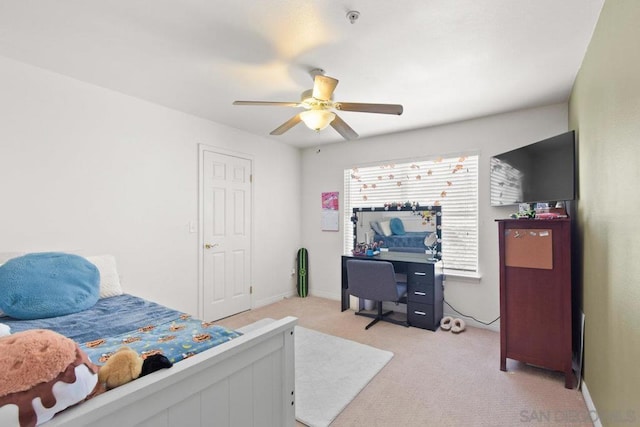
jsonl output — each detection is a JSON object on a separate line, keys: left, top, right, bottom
{"left": 440, "top": 316, "right": 453, "bottom": 331}
{"left": 451, "top": 318, "right": 466, "bottom": 333}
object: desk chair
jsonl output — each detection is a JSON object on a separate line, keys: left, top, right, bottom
{"left": 346, "top": 259, "right": 409, "bottom": 330}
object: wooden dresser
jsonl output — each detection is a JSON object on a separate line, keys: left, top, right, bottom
{"left": 497, "top": 218, "right": 573, "bottom": 388}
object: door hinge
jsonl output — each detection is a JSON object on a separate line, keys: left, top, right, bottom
{"left": 250, "top": 174, "right": 253, "bottom": 183}
{"left": 250, "top": 286, "right": 253, "bottom": 295}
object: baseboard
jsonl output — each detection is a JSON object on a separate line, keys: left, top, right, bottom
{"left": 253, "top": 290, "right": 297, "bottom": 308}
{"left": 301, "top": 293, "right": 499, "bottom": 333}
{"left": 581, "top": 380, "right": 600, "bottom": 427}
{"left": 308, "top": 289, "right": 341, "bottom": 301}
{"left": 305, "top": 294, "right": 501, "bottom": 332}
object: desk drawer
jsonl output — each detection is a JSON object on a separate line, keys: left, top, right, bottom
{"left": 407, "top": 283, "right": 434, "bottom": 304}
{"left": 408, "top": 302, "right": 435, "bottom": 330}
{"left": 407, "top": 264, "right": 434, "bottom": 286}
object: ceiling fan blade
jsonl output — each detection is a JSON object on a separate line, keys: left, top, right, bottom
{"left": 312, "top": 75, "right": 339, "bottom": 101}
{"left": 233, "top": 101, "right": 300, "bottom": 107}
{"left": 331, "top": 114, "right": 359, "bottom": 140}
{"left": 270, "top": 114, "right": 302, "bottom": 135}
{"left": 334, "top": 102, "right": 403, "bottom": 115}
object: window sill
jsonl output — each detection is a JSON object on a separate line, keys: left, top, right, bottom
{"left": 443, "top": 269, "right": 482, "bottom": 283}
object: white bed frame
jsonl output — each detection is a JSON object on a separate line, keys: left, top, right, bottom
{"left": 45, "top": 316, "right": 297, "bottom": 427}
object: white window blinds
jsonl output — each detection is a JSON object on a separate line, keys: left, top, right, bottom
{"left": 343, "top": 155, "right": 479, "bottom": 272}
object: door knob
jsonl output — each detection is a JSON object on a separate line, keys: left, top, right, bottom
{"left": 204, "top": 243, "right": 218, "bottom": 249}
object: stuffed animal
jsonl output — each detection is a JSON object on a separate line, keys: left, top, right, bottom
{"left": 0, "top": 329, "right": 98, "bottom": 426}
{"left": 97, "top": 347, "right": 173, "bottom": 390}
{"left": 140, "top": 354, "right": 173, "bottom": 377}
{"left": 97, "top": 347, "right": 143, "bottom": 390}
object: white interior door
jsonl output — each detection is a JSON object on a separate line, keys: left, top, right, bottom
{"left": 201, "top": 149, "right": 252, "bottom": 320}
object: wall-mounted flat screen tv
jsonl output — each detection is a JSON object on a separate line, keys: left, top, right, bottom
{"left": 490, "top": 130, "right": 576, "bottom": 206}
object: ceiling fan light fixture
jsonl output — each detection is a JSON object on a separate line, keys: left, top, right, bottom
{"left": 233, "top": 69, "right": 402, "bottom": 140}
{"left": 300, "top": 109, "right": 336, "bottom": 132}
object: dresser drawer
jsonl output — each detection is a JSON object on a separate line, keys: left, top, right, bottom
{"left": 407, "top": 264, "right": 434, "bottom": 286}
{"left": 407, "top": 302, "right": 436, "bottom": 330}
{"left": 407, "top": 283, "right": 434, "bottom": 304}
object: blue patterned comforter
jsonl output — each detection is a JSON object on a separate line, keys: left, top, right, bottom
{"left": 79, "top": 315, "right": 241, "bottom": 365}
{"left": 2, "top": 294, "right": 241, "bottom": 364}
{"left": 2, "top": 294, "right": 183, "bottom": 342}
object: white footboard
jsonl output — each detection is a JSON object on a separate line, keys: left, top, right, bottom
{"left": 45, "top": 316, "right": 297, "bottom": 427}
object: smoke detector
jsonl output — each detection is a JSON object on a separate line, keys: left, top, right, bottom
{"left": 346, "top": 10, "right": 360, "bottom": 24}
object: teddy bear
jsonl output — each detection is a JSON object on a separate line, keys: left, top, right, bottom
{"left": 97, "top": 347, "right": 143, "bottom": 390}
{"left": 97, "top": 347, "right": 173, "bottom": 390}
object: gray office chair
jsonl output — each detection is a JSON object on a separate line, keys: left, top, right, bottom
{"left": 346, "top": 259, "right": 408, "bottom": 330}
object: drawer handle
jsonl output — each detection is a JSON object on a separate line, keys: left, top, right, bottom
{"left": 414, "top": 291, "right": 426, "bottom": 296}
{"left": 413, "top": 272, "right": 427, "bottom": 276}
{"left": 413, "top": 311, "right": 427, "bottom": 316}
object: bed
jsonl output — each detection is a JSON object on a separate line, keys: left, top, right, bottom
{"left": 372, "top": 231, "right": 430, "bottom": 253}
{"left": 0, "top": 253, "right": 297, "bottom": 427}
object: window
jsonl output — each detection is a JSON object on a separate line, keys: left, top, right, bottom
{"left": 343, "top": 154, "right": 479, "bottom": 273}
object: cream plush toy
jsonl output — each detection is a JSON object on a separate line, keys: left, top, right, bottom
{"left": 97, "top": 347, "right": 144, "bottom": 390}
{"left": 0, "top": 329, "right": 99, "bottom": 426}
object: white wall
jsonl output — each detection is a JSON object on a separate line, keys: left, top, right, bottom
{"left": 0, "top": 56, "right": 302, "bottom": 316}
{"left": 0, "top": 53, "right": 570, "bottom": 328}
{"left": 301, "top": 104, "right": 568, "bottom": 329}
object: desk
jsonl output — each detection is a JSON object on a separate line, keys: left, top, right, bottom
{"left": 341, "top": 253, "right": 443, "bottom": 331}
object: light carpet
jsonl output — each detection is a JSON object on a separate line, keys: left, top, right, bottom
{"left": 295, "top": 326, "right": 393, "bottom": 427}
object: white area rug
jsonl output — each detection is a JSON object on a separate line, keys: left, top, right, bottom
{"left": 295, "top": 326, "right": 393, "bottom": 427}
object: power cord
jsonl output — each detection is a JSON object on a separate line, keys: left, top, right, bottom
{"left": 443, "top": 299, "right": 500, "bottom": 326}
{"left": 439, "top": 257, "right": 500, "bottom": 326}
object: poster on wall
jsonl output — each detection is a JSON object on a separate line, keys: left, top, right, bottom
{"left": 321, "top": 191, "right": 339, "bottom": 231}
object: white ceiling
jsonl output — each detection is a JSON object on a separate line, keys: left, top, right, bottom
{"left": 0, "top": 1, "right": 604, "bottom": 148}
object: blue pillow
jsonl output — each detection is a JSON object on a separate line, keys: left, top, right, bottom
{"left": 0, "top": 252, "right": 100, "bottom": 320}
{"left": 390, "top": 218, "right": 406, "bottom": 235}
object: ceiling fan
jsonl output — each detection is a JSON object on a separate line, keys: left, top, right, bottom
{"left": 233, "top": 69, "right": 403, "bottom": 140}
